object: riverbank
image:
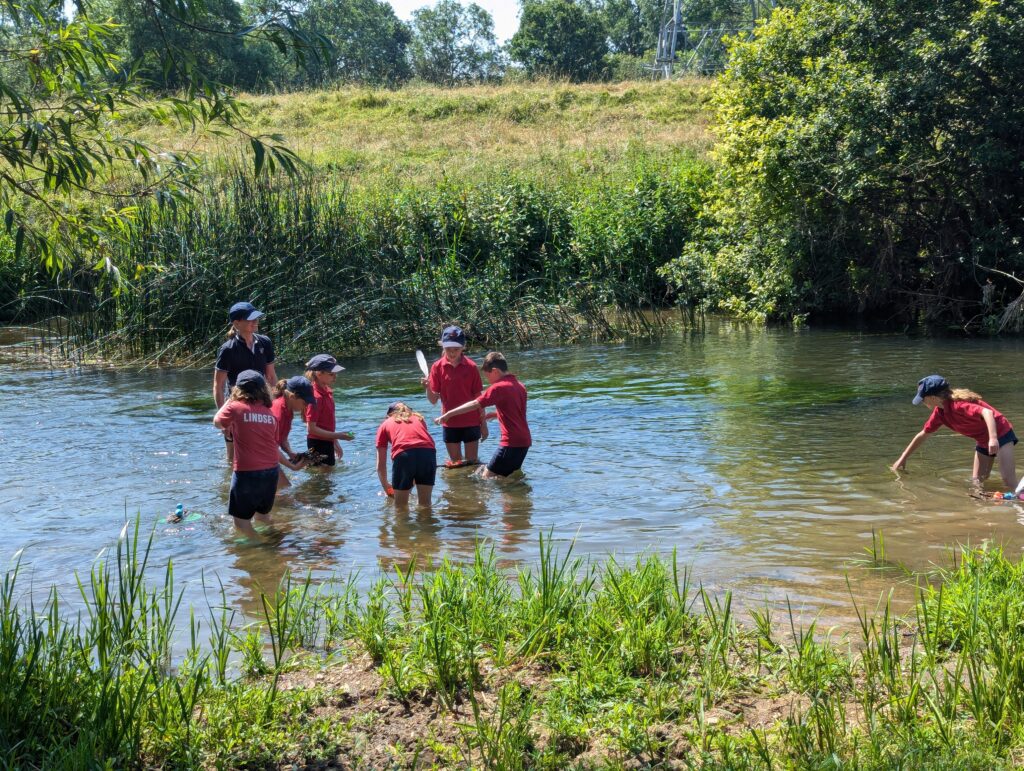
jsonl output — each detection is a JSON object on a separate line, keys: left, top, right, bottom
{"left": 5, "top": 523, "right": 1023, "bottom": 768}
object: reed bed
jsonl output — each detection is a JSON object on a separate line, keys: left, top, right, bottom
{"left": 3, "top": 523, "right": 1024, "bottom": 767}
{"left": 18, "top": 155, "right": 709, "bottom": 365}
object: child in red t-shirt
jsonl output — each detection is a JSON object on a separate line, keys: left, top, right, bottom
{"left": 213, "top": 370, "right": 281, "bottom": 537}
{"left": 304, "top": 354, "right": 355, "bottom": 467}
{"left": 422, "top": 325, "right": 487, "bottom": 468}
{"left": 270, "top": 376, "right": 316, "bottom": 490}
{"left": 436, "top": 352, "right": 530, "bottom": 479}
{"left": 375, "top": 402, "right": 437, "bottom": 507}
{"left": 892, "top": 374, "right": 1018, "bottom": 488}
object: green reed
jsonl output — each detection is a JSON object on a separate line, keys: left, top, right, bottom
{"left": 7, "top": 523, "right": 1024, "bottom": 766}
{"left": 8, "top": 154, "right": 708, "bottom": 364}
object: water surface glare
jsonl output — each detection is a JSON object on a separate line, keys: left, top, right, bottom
{"left": 5, "top": 320, "right": 1024, "bottom": 627}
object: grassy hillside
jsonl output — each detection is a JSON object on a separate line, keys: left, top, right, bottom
{"left": 130, "top": 79, "right": 714, "bottom": 185}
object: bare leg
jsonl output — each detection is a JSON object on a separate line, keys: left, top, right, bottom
{"left": 393, "top": 489, "right": 412, "bottom": 508}
{"left": 997, "top": 444, "right": 1016, "bottom": 489}
{"left": 974, "top": 451, "right": 995, "bottom": 484}
{"left": 277, "top": 468, "right": 291, "bottom": 492}
{"left": 464, "top": 441, "right": 479, "bottom": 463}
{"left": 233, "top": 517, "right": 259, "bottom": 538}
{"left": 444, "top": 442, "right": 463, "bottom": 463}
{"left": 416, "top": 484, "right": 433, "bottom": 507}
{"left": 254, "top": 512, "right": 272, "bottom": 525}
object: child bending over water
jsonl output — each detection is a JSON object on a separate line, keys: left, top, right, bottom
{"left": 213, "top": 370, "right": 281, "bottom": 537}
{"left": 436, "top": 352, "right": 531, "bottom": 479}
{"left": 375, "top": 402, "right": 437, "bottom": 508}
{"left": 892, "top": 375, "right": 1018, "bottom": 488}
{"left": 270, "top": 376, "right": 316, "bottom": 489}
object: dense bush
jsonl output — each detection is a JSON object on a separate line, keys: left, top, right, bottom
{"left": 662, "top": 0, "right": 1024, "bottom": 328}
{"left": 43, "top": 157, "right": 708, "bottom": 362}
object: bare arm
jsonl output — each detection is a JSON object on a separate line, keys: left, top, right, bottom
{"left": 213, "top": 370, "right": 228, "bottom": 409}
{"left": 436, "top": 398, "right": 482, "bottom": 424}
{"left": 307, "top": 424, "right": 353, "bottom": 441}
{"left": 422, "top": 376, "right": 440, "bottom": 405}
{"left": 264, "top": 363, "right": 277, "bottom": 386}
{"left": 376, "top": 446, "right": 392, "bottom": 493}
{"left": 982, "top": 408, "right": 1000, "bottom": 454}
{"left": 892, "top": 430, "right": 929, "bottom": 471}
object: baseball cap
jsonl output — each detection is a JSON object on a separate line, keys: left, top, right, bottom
{"left": 913, "top": 375, "right": 949, "bottom": 405}
{"left": 228, "top": 301, "right": 264, "bottom": 322}
{"left": 235, "top": 369, "right": 266, "bottom": 390}
{"left": 285, "top": 376, "right": 316, "bottom": 405}
{"left": 387, "top": 401, "right": 402, "bottom": 415}
{"left": 439, "top": 325, "right": 466, "bottom": 348}
{"left": 306, "top": 354, "right": 344, "bottom": 373}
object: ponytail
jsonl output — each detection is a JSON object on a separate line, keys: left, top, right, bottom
{"left": 272, "top": 379, "right": 288, "bottom": 398}
{"left": 949, "top": 388, "right": 983, "bottom": 403}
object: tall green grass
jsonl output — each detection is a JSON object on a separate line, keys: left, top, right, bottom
{"left": 21, "top": 155, "right": 709, "bottom": 364}
{"left": 5, "top": 525, "right": 1024, "bottom": 766}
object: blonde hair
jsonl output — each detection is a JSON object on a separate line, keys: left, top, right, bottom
{"left": 948, "top": 388, "right": 983, "bottom": 403}
{"left": 229, "top": 382, "right": 273, "bottom": 408}
{"left": 388, "top": 403, "right": 424, "bottom": 423}
{"left": 272, "top": 378, "right": 288, "bottom": 398}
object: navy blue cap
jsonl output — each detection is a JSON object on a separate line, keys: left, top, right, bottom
{"left": 229, "top": 301, "right": 264, "bottom": 322}
{"left": 235, "top": 369, "right": 266, "bottom": 390}
{"left": 306, "top": 354, "right": 344, "bottom": 373}
{"left": 285, "top": 375, "right": 316, "bottom": 405}
{"left": 913, "top": 375, "right": 949, "bottom": 405}
{"left": 387, "top": 401, "right": 402, "bottom": 415}
{"left": 439, "top": 325, "right": 466, "bottom": 348}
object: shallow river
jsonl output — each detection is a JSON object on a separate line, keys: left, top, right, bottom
{"left": 4, "top": 320, "right": 1024, "bottom": 629}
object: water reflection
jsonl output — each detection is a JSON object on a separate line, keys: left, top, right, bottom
{"left": 6, "top": 319, "right": 1024, "bottom": 632}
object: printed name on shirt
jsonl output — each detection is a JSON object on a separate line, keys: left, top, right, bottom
{"left": 243, "top": 413, "right": 277, "bottom": 425}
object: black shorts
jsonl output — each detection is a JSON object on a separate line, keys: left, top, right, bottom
{"left": 443, "top": 425, "right": 482, "bottom": 445}
{"left": 307, "top": 438, "right": 336, "bottom": 466}
{"left": 229, "top": 467, "right": 278, "bottom": 520}
{"left": 487, "top": 446, "right": 529, "bottom": 477}
{"left": 392, "top": 447, "right": 437, "bottom": 490}
{"left": 976, "top": 430, "right": 1018, "bottom": 456}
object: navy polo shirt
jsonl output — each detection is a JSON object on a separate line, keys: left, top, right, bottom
{"left": 215, "top": 333, "right": 275, "bottom": 386}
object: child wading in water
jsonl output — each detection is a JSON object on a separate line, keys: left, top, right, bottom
{"left": 270, "top": 376, "right": 316, "bottom": 489}
{"left": 892, "top": 375, "right": 1018, "bottom": 488}
{"left": 436, "top": 352, "right": 531, "bottom": 479}
{"left": 375, "top": 402, "right": 437, "bottom": 507}
{"left": 304, "top": 354, "right": 354, "bottom": 467}
{"left": 422, "top": 325, "right": 487, "bottom": 468}
{"left": 212, "top": 370, "right": 281, "bottom": 537}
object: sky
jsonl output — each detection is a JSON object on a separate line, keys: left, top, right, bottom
{"left": 386, "top": 0, "right": 521, "bottom": 43}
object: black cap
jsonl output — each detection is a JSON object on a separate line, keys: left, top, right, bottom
{"left": 913, "top": 375, "right": 949, "bottom": 405}
{"left": 306, "top": 354, "right": 344, "bottom": 373}
{"left": 235, "top": 369, "right": 266, "bottom": 390}
{"left": 439, "top": 325, "right": 466, "bottom": 348}
{"left": 285, "top": 376, "right": 316, "bottom": 405}
{"left": 228, "top": 301, "right": 264, "bottom": 321}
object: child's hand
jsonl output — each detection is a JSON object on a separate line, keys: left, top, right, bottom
{"left": 988, "top": 439, "right": 1000, "bottom": 455}
{"left": 434, "top": 416, "right": 445, "bottom": 425}
{"left": 334, "top": 440, "right": 344, "bottom": 458}
{"left": 420, "top": 376, "right": 429, "bottom": 387}
{"left": 340, "top": 431, "right": 355, "bottom": 441}
{"left": 891, "top": 461, "right": 905, "bottom": 472}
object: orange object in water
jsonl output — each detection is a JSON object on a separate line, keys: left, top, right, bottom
{"left": 386, "top": 486, "right": 395, "bottom": 496}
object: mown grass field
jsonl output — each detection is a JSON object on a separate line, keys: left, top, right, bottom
{"left": 129, "top": 79, "right": 714, "bottom": 185}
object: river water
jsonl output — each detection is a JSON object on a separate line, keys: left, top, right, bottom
{"left": 4, "top": 320, "right": 1024, "bottom": 628}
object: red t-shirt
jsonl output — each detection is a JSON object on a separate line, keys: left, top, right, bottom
{"left": 429, "top": 355, "right": 483, "bottom": 429}
{"left": 478, "top": 374, "right": 531, "bottom": 447}
{"left": 305, "top": 382, "right": 335, "bottom": 437}
{"left": 215, "top": 400, "right": 280, "bottom": 471}
{"left": 923, "top": 399, "right": 1013, "bottom": 446}
{"left": 270, "top": 396, "right": 292, "bottom": 447}
{"left": 375, "top": 416, "right": 436, "bottom": 460}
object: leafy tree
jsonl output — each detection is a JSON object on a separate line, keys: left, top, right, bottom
{"left": 409, "top": 0, "right": 503, "bottom": 84}
{"left": 294, "top": 0, "right": 411, "bottom": 86}
{"left": 510, "top": 0, "right": 608, "bottom": 81}
{"left": 661, "top": 0, "right": 1024, "bottom": 329}
{"left": 0, "top": 0, "right": 320, "bottom": 274}
{"left": 599, "top": 0, "right": 661, "bottom": 56}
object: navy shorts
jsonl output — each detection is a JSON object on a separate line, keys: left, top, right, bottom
{"left": 487, "top": 446, "right": 529, "bottom": 477}
{"left": 307, "top": 438, "right": 336, "bottom": 466}
{"left": 976, "top": 430, "right": 1018, "bottom": 456}
{"left": 392, "top": 447, "right": 437, "bottom": 490}
{"left": 443, "top": 425, "right": 482, "bottom": 445}
{"left": 229, "top": 467, "right": 278, "bottom": 520}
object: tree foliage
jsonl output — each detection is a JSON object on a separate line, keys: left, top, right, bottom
{"left": 662, "top": 0, "right": 1024, "bottom": 328}
{"left": 0, "top": 0, "right": 318, "bottom": 275}
{"left": 510, "top": 0, "right": 609, "bottom": 81}
{"left": 409, "top": 0, "right": 503, "bottom": 85}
